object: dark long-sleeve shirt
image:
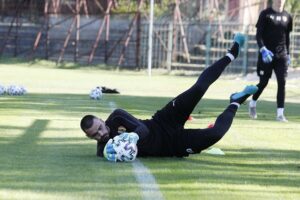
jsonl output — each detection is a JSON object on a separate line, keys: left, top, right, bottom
{"left": 256, "top": 7, "right": 293, "bottom": 57}
{"left": 97, "top": 108, "right": 179, "bottom": 157}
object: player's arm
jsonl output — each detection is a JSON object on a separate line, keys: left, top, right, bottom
{"left": 285, "top": 15, "right": 293, "bottom": 65}
{"left": 97, "top": 142, "right": 106, "bottom": 157}
{"left": 108, "top": 109, "right": 150, "bottom": 140}
{"left": 255, "top": 11, "right": 274, "bottom": 63}
{"left": 255, "top": 11, "right": 266, "bottom": 49}
{"left": 286, "top": 15, "right": 293, "bottom": 55}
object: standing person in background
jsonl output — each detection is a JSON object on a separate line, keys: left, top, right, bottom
{"left": 249, "top": 0, "right": 293, "bottom": 122}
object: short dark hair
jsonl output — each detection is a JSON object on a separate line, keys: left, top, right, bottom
{"left": 80, "top": 115, "right": 95, "bottom": 131}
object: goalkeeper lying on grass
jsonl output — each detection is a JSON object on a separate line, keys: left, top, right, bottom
{"left": 80, "top": 33, "right": 258, "bottom": 162}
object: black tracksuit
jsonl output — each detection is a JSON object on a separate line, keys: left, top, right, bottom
{"left": 97, "top": 56, "right": 238, "bottom": 157}
{"left": 253, "top": 7, "right": 293, "bottom": 108}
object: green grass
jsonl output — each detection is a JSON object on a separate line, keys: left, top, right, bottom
{"left": 0, "top": 60, "right": 300, "bottom": 200}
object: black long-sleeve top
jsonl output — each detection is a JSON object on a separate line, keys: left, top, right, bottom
{"left": 256, "top": 7, "right": 293, "bottom": 57}
{"left": 97, "top": 108, "right": 180, "bottom": 157}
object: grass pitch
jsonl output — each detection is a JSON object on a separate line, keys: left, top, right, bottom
{"left": 0, "top": 59, "right": 299, "bottom": 200}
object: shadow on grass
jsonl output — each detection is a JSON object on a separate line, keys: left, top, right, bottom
{"left": 138, "top": 148, "right": 300, "bottom": 194}
{"left": 0, "top": 93, "right": 299, "bottom": 199}
{"left": 0, "top": 119, "right": 139, "bottom": 199}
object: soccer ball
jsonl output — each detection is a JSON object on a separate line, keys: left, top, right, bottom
{"left": 19, "top": 86, "right": 27, "bottom": 94}
{"left": 7, "top": 85, "right": 17, "bottom": 95}
{"left": 89, "top": 86, "right": 103, "bottom": 100}
{"left": 0, "top": 85, "right": 6, "bottom": 95}
{"left": 113, "top": 138, "right": 138, "bottom": 162}
{"left": 0, "top": 85, "right": 27, "bottom": 96}
{"left": 6, "top": 85, "right": 27, "bottom": 95}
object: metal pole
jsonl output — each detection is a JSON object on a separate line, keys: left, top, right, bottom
{"left": 147, "top": 0, "right": 154, "bottom": 77}
{"left": 205, "top": 24, "right": 211, "bottom": 67}
{"left": 167, "top": 22, "right": 173, "bottom": 72}
{"left": 75, "top": 0, "right": 80, "bottom": 62}
{"left": 136, "top": 3, "right": 141, "bottom": 70}
{"left": 242, "top": 26, "right": 249, "bottom": 76}
{"left": 105, "top": 0, "right": 111, "bottom": 64}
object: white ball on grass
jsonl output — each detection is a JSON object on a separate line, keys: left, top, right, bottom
{"left": 6, "top": 85, "right": 27, "bottom": 95}
{"left": 89, "top": 87, "right": 103, "bottom": 100}
{"left": 19, "top": 86, "right": 27, "bottom": 94}
{"left": 0, "top": 85, "right": 6, "bottom": 95}
{"left": 7, "top": 85, "right": 16, "bottom": 95}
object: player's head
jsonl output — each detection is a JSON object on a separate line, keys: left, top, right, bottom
{"left": 272, "top": 0, "right": 286, "bottom": 11}
{"left": 80, "top": 115, "right": 110, "bottom": 142}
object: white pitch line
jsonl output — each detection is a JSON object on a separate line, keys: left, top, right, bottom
{"left": 107, "top": 101, "right": 164, "bottom": 200}
{"left": 132, "top": 160, "right": 164, "bottom": 200}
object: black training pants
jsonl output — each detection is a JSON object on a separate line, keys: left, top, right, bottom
{"left": 156, "top": 56, "right": 238, "bottom": 155}
{"left": 253, "top": 55, "right": 288, "bottom": 108}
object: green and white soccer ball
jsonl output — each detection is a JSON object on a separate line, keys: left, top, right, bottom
{"left": 113, "top": 136, "right": 138, "bottom": 162}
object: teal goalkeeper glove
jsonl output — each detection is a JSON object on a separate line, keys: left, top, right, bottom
{"left": 103, "top": 132, "right": 139, "bottom": 162}
{"left": 260, "top": 46, "right": 274, "bottom": 63}
{"left": 116, "top": 132, "right": 139, "bottom": 144}
{"left": 103, "top": 139, "right": 117, "bottom": 162}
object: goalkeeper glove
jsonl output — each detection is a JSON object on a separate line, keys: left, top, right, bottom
{"left": 103, "top": 139, "right": 118, "bottom": 162}
{"left": 103, "top": 132, "right": 139, "bottom": 162}
{"left": 260, "top": 46, "right": 274, "bottom": 63}
{"left": 117, "top": 132, "right": 139, "bottom": 144}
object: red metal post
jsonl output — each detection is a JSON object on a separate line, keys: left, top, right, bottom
{"left": 175, "top": 0, "right": 190, "bottom": 63}
{"left": 30, "top": 0, "right": 49, "bottom": 59}
{"left": 57, "top": 16, "right": 77, "bottom": 63}
{"left": 118, "top": 0, "right": 144, "bottom": 66}
{"left": 88, "top": 0, "right": 113, "bottom": 64}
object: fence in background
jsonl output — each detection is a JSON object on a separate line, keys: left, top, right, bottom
{"left": 140, "top": 19, "right": 300, "bottom": 74}
{"left": 291, "top": 14, "right": 300, "bottom": 68}
{"left": 0, "top": 17, "right": 299, "bottom": 74}
{"left": 140, "top": 22, "right": 258, "bottom": 74}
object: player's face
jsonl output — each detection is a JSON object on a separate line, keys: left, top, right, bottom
{"left": 85, "top": 117, "right": 110, "bottom": 142}
{"left": 273, "top": 0, "right": 286, "bottom": 10}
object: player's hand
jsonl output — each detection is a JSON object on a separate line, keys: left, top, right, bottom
{"left": 103, "top": 139, "right": 117, "bottom": 162}
{"left": 118, "top": 132, "right": 139, "bottom": 144}
{"left": 260, "top": 46, "right": 274, "bottom": 63}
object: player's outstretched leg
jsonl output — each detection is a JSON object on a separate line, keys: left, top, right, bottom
{"left": 227, "top": 33, "right": 245, "bottom": 60}
{"left": 181, "top": 85, "right": 257, "bottom": 155}
{"left": 160, "top": 33, "right": 246, "bottom": 128}
{"left": 230, "top": 85, "right": 258, "bottom": 105}
{"left": 196, "top": 32, "right": 246, "bottom": 92}
{"left": 156, "top": 33, "right": 247, "bottom": 129}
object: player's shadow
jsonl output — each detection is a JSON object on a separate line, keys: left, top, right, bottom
{"left": 0, "top": 120, "right": 139, "bottom": 199}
